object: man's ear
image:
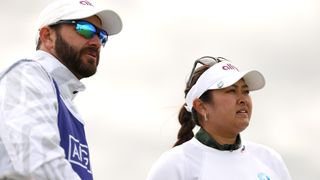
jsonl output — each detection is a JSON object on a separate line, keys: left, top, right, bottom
{"left": 39, "top": 27, "right": 55, "bottom": 50}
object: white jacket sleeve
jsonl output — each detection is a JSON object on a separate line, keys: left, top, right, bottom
{"left": 0, "top": 61, "right": 80, "bottom": 180}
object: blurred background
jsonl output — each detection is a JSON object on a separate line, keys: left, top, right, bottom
{"left": 1, "top": 0, "right": 320, "bottom": 179}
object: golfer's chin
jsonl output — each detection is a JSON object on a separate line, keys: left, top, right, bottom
{"left": 76, "top": 59, "right": 98, "bottom": 79}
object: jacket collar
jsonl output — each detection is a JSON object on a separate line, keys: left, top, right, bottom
{"left": 195, "top": 128, "right": 242, "bottom": 151}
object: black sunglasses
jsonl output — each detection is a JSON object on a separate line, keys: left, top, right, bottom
{"left": 186, "top": 56, "right": 228, "bottom": 87}
{"left": 50, "top": 20, "right": 108, "bottom": 47}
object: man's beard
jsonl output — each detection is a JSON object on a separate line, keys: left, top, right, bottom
{"left": 54, "top": 32, "right": 100, "bottom": 79}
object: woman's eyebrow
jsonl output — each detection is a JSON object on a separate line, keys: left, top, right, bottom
{"left": 230, "top": 84, "right": 249, "bottom": 88}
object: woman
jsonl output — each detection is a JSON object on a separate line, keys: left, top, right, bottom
{"left": 146, "top": 56, "right": 292, "bottom": 180}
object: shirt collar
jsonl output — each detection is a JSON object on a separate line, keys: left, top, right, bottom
{"left": 29, "top": 50, "right": 85, "bottom": 100}
{"left": 195, "top": 128, "right": 242, "bottom": 151}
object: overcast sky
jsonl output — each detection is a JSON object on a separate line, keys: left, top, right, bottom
{"left": 1, "top": 0, "right": 320, "bottom": 179}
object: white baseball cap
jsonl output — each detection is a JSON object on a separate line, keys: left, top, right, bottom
{"left": 185, "top": 61, "right": 265, "bottom": 112}
{"left": 35, "top": 0, "right": 122, "bottom": 44}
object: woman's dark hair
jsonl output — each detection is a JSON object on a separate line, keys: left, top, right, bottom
{"left": 173, "top": 65, "right": 213, "bottom": 147}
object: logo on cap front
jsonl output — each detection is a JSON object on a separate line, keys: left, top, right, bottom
{"left": 80, "top": 0, "right": 94, "bottom": 6}
{"left": 217, "top": 81, "right": 224, "bottom": 88}
{"left": 222, "top": 63, "right": 239, "bottom": 71}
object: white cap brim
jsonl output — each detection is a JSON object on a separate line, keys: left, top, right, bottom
{"left": 208, "top": 70, "right": 265, "bottom": 91}
{"left": 185, "top": 61, "right": 265, "bottom": 112}
{"left": 58, "top": 8, "right": 122, "bottom": 36}
{"left": 35, "top": 0, "right": 122, "bottom": 44}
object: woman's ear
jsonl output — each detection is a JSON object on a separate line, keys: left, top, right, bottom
{"left": 192, "top": 98, "right": 207, "bottom": 121}
{"left": 38, "top": 26, "right": 55, "bottom": 51}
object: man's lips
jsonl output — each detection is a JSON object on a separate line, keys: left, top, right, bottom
{"left": 86, "top": 47, "right": 99, "bottom": 59}
{"left": 84, "top": 47, "right": 99, "bottom": 65}
{"left": 87, "top": 51, "right": 97, "bottom": 59}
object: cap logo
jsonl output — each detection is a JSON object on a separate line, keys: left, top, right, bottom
{"left": 80, "top": 0, "right": 94, "bottom": 6}
{"left": 217, "top": 81, "right": 224, "bottom": 88}
{"left": 222, "top": 64, "right": 239, "bottom": 71}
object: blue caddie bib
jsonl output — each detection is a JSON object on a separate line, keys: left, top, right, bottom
{"left": 53, "top": 80, "right": 93, "bottom": 180}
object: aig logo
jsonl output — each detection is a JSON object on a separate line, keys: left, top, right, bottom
{"left": 80, "top": 0, "right": 94, "bottom": 6}
{"left": 68, "top": 135, "right": 92, "bottom": 173}
{"left": 222, "top": 63, "right": 239, "bottom": 71}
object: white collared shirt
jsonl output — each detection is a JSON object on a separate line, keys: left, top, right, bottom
{"left": 0, "top": 50, "right": 86, "bottom": 180}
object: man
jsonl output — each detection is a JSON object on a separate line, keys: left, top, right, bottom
{"left": 0, "top": 0, "right": 122, "bottom": 179}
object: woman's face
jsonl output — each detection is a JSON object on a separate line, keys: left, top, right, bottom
{"left": 203, "top": 79, "right": 252, "bottom": 138}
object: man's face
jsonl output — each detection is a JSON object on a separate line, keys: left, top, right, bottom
{"left": 54, "top": 16, "right": 102, "bottom": 79}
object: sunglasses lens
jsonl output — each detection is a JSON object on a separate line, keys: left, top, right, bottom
{"left": 75, "top": 22, "right": 95, "bottom": 39}
{"left": 199, "top": 57, "right": 217, "bottom": 66}
{"left": 99, "top": 31, "right": 108, "bottom": 46}
{"left": 75, "top": 21, "right": 108, "bottom": 46}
